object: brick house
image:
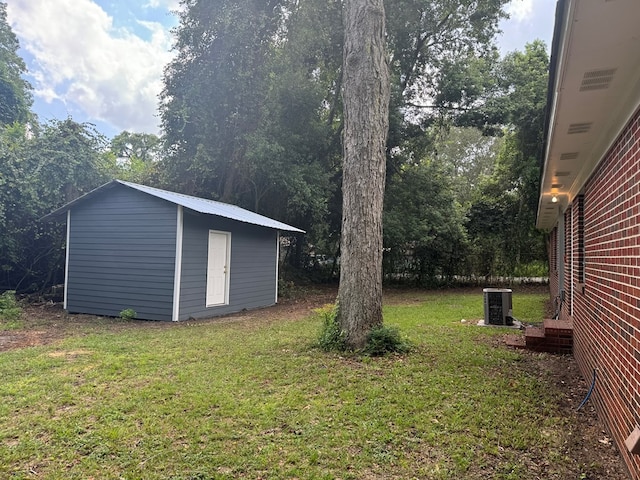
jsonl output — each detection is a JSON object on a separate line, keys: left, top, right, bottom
{"left": 538, "top": 1, "right": 640, "bottom": 477}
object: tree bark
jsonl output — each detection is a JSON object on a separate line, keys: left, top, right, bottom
{"left": 337, "top": 0, "right": 390, "bottom": 349}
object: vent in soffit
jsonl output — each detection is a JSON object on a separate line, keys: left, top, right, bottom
{"left": 568, "top": 122, "right": 593, "bottom": 134}
{"left": 560, "top": 152, "right": 579, "bottom": 161}
{"left": 580, "top": 68, "right": 617, "bottom": 91}
{"left": 551, "top": 183, "right": 563, "bottom": 188}
{"left": 555, "top": 171, "right": 571, "bottom": 177}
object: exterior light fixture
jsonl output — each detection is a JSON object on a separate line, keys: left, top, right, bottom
{"left": 551, "top": 195, "right": 558, "bottom": 203}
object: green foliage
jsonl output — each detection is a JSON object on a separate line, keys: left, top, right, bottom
{"left": 363, "top": 324, "right": 411, "bottom": 356}
{"left": 387, "top": 0, "right": 508, "bottom": 106}
{"left": 513, "top": 260, "right": 549, "bottom": 278}
{"left": 159, "top": 0, "right": 512, "bottom": 274}
{"left": 160, "top": 0, "right": 289, "bottom": 200}
{"left": 160, "top": 0, "right": 343, "bottom": 268}
{"left": 0, "top": 3, "right": 32, "bottom": 126}
{"left": 433, "top": 126, "right": 504, "bottom": 206}
{"left": 0, "top": 289, "right": 21, "bottom": 322}
{"left": 314, "top": 303, "right": 345, "bottom": 352}
{"left": 315, "top": 303, "right": 411, "bottom": 356}
{"left": 103, "top": 131, "right": 161, "bottom": 184}
{"left": 119, "top": 308, "right": 137, "bottom": 321}
{"left": 110, "top": 131, "right": 161, "bottom": 163}
{"left": 0, "top": 120, "right": 109, "bottom": 292}
{"left": 461, "top": 42, "right": 550, "bottom": 278}
{"left": 466, "top": 129, "right": 547, "bottom": 278}
{"left": 384, "top": 159, "right": 468, "bottom": 285}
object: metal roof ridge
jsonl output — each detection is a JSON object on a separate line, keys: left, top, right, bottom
{"left": 42, "top": 180, "right": 305, "bottom": 233}
{"left": 117, "top": 180, "right": 256, "bottom": 213}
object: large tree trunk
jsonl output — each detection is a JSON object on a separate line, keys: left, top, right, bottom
{"left": 337, "top": 0, "right": 390, "bottom": 349}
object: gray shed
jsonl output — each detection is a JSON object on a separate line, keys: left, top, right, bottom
{"left": 43, "top": 180, "right": 304, "bottom": 321}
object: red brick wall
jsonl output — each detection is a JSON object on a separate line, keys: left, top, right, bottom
{"left": 571, "top": 107, "right": 640, "bottom": 479}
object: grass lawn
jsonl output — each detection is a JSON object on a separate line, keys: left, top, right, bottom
{"left": 0, "top": 290, "right": 608, "bottom": 479}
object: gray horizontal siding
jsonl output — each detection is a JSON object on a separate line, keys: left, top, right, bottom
{"left": 178, "top": 213, "right": 277, "bottom": 320}
{"left": 66, "top": 186, "right": 177, "bottom": 321}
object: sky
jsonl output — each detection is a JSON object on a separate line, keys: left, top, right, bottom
{"left": 6, "top": 0, "right": 557, "bottom": 139}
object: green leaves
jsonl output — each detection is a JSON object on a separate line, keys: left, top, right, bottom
{"left": 0, "top": 120, "right": 109, "bottom": 292}
{"left": 384, "top": 159, "right": 468, "bottom": 285}
{"left": 0, "top": 3, "right": 32, "bottom": 126}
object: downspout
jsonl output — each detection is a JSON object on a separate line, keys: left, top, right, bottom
{"left": 570, "top": 203, "right": 574, "bottom": 316}
{"left": 557, "top": 211, "right": 565, "bottom": 317}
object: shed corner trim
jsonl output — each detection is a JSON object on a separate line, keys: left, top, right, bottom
{"left": 172, "top": 205, "right": 184, "bottom": 322}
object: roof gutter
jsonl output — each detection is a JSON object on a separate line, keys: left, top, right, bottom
{"left": 537, "top": 0, "right": 568, "bottom": 226}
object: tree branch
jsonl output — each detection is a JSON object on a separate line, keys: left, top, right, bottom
{"left": 405, "top": 102, "right": 471, "bottom": 111}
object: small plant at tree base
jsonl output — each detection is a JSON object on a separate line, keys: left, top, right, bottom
{"left": 119, "top": 308, "right": 137, "bottom": 320}
{"left": 0, "top": 290, "right": 22, "bottom": 323}
{"left": 315, "top": 303, "right": 345, "bottom": 352}
{"left": 363, "top": 325, "right": 411, "bottom": 356}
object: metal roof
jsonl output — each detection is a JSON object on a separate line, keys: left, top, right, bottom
{"left": 42, "top": 180, "right": 305, "bottom": 233}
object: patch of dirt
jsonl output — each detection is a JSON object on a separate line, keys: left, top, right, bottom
{"left": 0, "top": 285, "right": 339, "bottom": 352}
{"left": 0, "top": 285, "right": 628, "bottom": 479}
{"left": 506, "top": 349, "right": 628, "bottom": 479}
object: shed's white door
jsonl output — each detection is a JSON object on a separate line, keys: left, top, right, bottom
{"left": 206, "top": 231, "right": 230, "bottom": 306}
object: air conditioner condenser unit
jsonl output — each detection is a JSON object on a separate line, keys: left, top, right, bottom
{"left": 483, "top": 288, "right": 513, "bottom": 326}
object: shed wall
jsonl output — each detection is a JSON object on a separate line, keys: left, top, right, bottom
{"left": 559, "top": 107, "right": 640, "bottom": 479}
{"left": 66, "top": 187, "right": 177, "bottom": 321}
{"left": 178, "top": 212, "right": 278, "bottom": 320}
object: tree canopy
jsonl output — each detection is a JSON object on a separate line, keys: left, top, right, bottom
{"left": 0, "top": 0, "right": 551, "bottom": 294}
{"left": 0, "top": 3, "right": 32, "bottom": 126}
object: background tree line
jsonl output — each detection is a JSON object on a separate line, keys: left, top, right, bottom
{"left": 0, "top": 0, "right": 548, "bottom": 293}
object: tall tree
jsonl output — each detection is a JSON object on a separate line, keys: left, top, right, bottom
{"left": 385, "top": 0, "right": 507, "bottom": 144}
{"left": 104, "top": 131, "right": 161, "bottom": 184}
{"left": 160, "top": 0, "right": 344, "bottom": 269}
{"left": 336, "top": 0, "right": 390, "bottom": 348}
{"left": 433, "top": 126, "right": 502, "bottom": 206}
{"left": 159, "top": 0, "right": 512, "bottom": 279}
{"left": 384, "top": 159, "right": 467, "bottom": 285}
{"left": 160, "top": 0, "right": 287, "bottom": 200}
{"left": 0, "top": 2, "right": 32, "bottom": 126}
{"left": 110, "top": 131, "right": 161, "bottom": 164}
{"left": 465, "top": 41, "right": 549, "bottom": 276}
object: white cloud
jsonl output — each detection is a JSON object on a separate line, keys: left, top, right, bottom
{"left": 7, "top": 0, "right": 175, "bottom": 134}
{"left": 144, "top": 0, "right": 181, "bottom": 11}
{"left": 506, "top": 0, "right": 534, "bottom": 23}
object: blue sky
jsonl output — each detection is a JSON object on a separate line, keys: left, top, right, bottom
{"left": 6, "top": 0, "right": 556, "bottom": 139}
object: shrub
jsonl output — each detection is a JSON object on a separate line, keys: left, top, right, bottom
{"left": 363, "top": 325, "right": 411, "bottom": 356}
{"left": 315, "top": 304, "right": 345, "bottom": 352}
{"left": 119, "top": 308, "right": 137, "bottom": 320}
{"left": 0, "top": 290, "right": 22, "bottom": 322}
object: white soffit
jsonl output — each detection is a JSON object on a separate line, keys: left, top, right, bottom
{"left": 537, "top": 0, "right": 640, "bottom": 230}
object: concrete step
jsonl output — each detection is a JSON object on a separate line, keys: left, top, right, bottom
{"left": 506, "top": 319, "right": 573, "bottom": 354}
